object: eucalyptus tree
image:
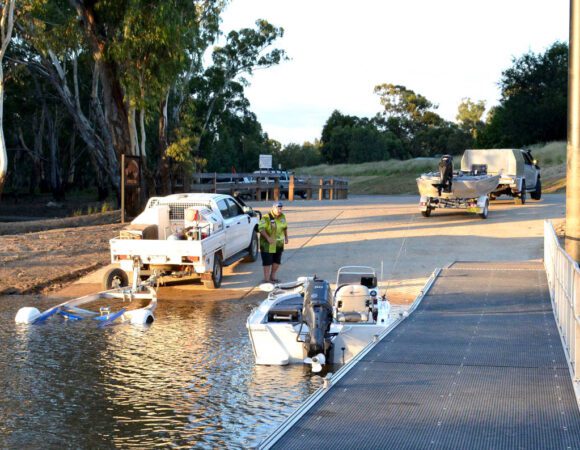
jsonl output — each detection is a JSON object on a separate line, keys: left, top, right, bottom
{"left": 0, "top": 0, "right": 15, "bottom": 196}
{"left": 456, "top": 98, "right": 486, "bottom": 139}
{"left": 198, "top": 20, "right": 286, "bottom": 143}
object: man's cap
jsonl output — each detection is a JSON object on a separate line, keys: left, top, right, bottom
{"left": 273, "top": 201, "right": 283, "bottom": 208}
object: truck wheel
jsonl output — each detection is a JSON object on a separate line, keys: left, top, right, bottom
{"left": 514, "top": 181, "right": 526, "bottom": 205}
{"left": 421, "top": 208, "right": 431, "bottom": 217}
{"left": 203, "top": 254, "right": 223, "bottom": 289}
{"left": 479, "top": 199, "right": 489, "bottom": 219}
{"left": 244, "top": 231, "right": 259, "bottom": 262}
{"left": 102, "top": 268, "right": 129, "bottom": 290}
{"left": 530, "top": 178, "right": 542, "bottom": 200}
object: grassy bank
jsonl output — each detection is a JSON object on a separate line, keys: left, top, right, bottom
{"left": 296, "top": 141, "right": 567, "bottom": 195}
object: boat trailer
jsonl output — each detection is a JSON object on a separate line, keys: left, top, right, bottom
{"left": 15, "top": 263, "right": 157, "bottom": 327}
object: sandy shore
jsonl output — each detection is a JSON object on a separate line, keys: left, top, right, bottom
{"left": 0, "top": 194, "right": 565, "bottom": 304}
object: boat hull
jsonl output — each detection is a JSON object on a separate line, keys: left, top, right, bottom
{"left": 417, "top": 173, "right": 500, "bottom": 198}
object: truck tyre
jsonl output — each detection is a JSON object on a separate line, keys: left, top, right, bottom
{"left": 531, "top": 178, "right": 542, "bottom": 200}
{"left": 102, "top": 268, "right": 129, "bottom": 290}
{"left": 244, "top": 231, "right": 259, "bottom": 262}
{"left": 203, "top": 254, "right": 223, "bottom": 289}
{"left": 479, "top": 199, "right": 489, "bottom": 219}
{"left": 421, "top": 208, "right": 431, "bottom": 217}
{"left": 514, "top": 181, "right": 526, "bottom": 205}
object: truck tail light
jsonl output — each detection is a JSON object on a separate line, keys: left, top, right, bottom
{"left": 182, "top": 256, "right": 200, "bottom": 263}
{"left": 116, "top": 255, "right": 131, "bottom": 260}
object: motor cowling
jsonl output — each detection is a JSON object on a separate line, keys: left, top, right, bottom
{"left": 302, "top": 279, "right": 333, "bottom": 359}
{"left": 438, "top": 155, "right": 453, "bottom": 194}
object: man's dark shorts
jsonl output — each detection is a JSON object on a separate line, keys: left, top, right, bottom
{"left": 261, "top": 249, "right": 283, "bottom": 266}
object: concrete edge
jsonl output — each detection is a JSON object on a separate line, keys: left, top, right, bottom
{"left": 258, "top": 267, "right": 442, "bottom": 450}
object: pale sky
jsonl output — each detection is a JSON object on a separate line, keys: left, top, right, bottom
{"left": 220, "top": 0, "right": 569, "bottom": 146}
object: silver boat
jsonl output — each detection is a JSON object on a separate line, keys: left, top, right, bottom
{"left": 417, "top": 172, "right": 500, "bottom": 199}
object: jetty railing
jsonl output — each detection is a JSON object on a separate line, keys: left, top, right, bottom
{"left": 177, "top": 172, "right": 348, "bottom": 202}
{"left": 544, "top": 220, "right": 580, "bottom": 382}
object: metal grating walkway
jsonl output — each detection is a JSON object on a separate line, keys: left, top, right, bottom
{"left": 267, "top": 262, "right": 580, "bottom": 449}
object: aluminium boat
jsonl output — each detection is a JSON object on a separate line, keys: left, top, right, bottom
{"left": 417, "top": 172, "right": 500, "bottom": 199}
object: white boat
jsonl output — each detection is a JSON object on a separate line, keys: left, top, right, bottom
{"left": 417, "top": 172, "right": 501, "bottom": 199}
{"left": 246, "top": 266, "right": 399, "bottom": 372}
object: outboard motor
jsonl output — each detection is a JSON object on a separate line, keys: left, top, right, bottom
{"left": 301, "top": 278, "right": 333, "bottom": 372}
{"left": 438, "top": 154, "right": 453, "bottom": 195}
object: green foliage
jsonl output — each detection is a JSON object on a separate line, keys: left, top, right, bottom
{"left": 456, "top": 98, "right": 486, "bottom": 138}
{"left": 166, "top": 137, "right": 196, "bottom": 175}
{"left": 374, "top": 83, "right": 436, "bottom": 122}
{"left": 478, "top": 42, "right": 568, "bottom": 147}
{"left": 278, "top": 142, "right": 323, "bottom": 169}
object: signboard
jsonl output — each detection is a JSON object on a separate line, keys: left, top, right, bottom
{"left": 259, "top": 154, "right": 272, "bottom": 170}
{"left": 124, "top": 156, "right": 140, "bottom": 186}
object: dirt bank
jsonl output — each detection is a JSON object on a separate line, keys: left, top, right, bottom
{"left": 0, "top": 221, "right": 123, "bottom": 294}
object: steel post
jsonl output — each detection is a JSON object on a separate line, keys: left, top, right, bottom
{"left": 567, "top": 0, "right": 580, "bottom": 262}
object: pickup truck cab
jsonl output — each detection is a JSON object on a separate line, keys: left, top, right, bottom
{"left": 460, "top": 148, "right": 541, "bottom": 204}
{"left": 108, "top": 193, "right": 260, "bottom": 289}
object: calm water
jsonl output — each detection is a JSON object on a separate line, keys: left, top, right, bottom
{"left": 0, "top": 295, "right": 324, "bottom": 449}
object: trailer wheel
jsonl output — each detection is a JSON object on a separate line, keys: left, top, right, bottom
{"left": 102, "top": 268, "right": 129, "bottom": 290}
{"left": 203, "top": 254, "right": 223, "bottom": 289}
{"left": 421, "top": 208, "right": 431, "bottom": 217}
{"left": 530, "top": 178, "right": 542, "bottom": 200}
{"left": 243, "top": 231, "right": 259, "bottom": 262}
{"left": 479, "top": 199, "right": 489, "bottom": 219}
{"left": 514, "top": 181, "right": 526, "bottom": 205}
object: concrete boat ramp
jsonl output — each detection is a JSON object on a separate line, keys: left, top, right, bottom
{"left": 262, "top": 262, "right": 580, "bottom": 449}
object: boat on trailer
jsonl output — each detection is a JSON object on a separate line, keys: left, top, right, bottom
{"left": 416, "top": 154, "right": 500, "bottom": 218}
{"left": 246, "top": 266, "right": 399, "bottom": 372}
{"left": 15, "top": 268, "right": 157, "bottom": 327}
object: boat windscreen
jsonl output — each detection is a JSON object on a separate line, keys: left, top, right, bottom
{"left": 337, "top": 273, "right": 377, "bottom": 288}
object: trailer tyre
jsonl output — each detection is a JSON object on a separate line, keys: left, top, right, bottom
{"left": 514, "top": 181, "right": 526, "bottom": 205}
{"left": 244, "top": 231, "right": 259, "bottom": 262}
{"left": 479, "top": 199, "right": 489, "bottom": 219}
{"left": 531, "top": 178, "right": 542, "bottom": 200}
{"left": 102, "top": 268, "right": 129, "bottom": 290}
{"left": 203, "top": 254, "right": 223, "bottom": 289}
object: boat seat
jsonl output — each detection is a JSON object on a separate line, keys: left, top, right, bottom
{"left": 335, "top": 284, "right": 371, "bottom": 322}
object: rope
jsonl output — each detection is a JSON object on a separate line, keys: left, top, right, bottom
{"left": 383, "top": 208, "right": 417, "bottom": 297}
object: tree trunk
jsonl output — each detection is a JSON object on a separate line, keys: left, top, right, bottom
{"left": 46, "top": 108, "right": 65, "bottom": 201}
{"left": 0, "top": 64, "right": 7, "bottom": 196}
{"left": 69, "top": 0, "right": 132, "bottom": 160}
{"left": 0, "top": 0, "right": 15, "bottom": 197}
{"left": 158, "top": 91, "right": 171, "bottom": 195}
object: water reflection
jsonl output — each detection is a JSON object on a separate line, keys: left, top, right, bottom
{"left": 0, "top": 295, "right": 323, "bottom": 448}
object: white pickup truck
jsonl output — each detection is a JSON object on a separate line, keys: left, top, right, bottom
{"left": 106, "top": 193, "right": 261, "bottom": 289}
{"left": 460, "top": 148, "right": 541, "bottom": 204}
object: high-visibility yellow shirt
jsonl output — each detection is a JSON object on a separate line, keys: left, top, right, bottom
{"left": 259, "top": 211, "right": 287, "bottom": 253}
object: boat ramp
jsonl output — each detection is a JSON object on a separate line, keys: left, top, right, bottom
{"left": 261, "top": 262, "right": 580, "bottom": 449}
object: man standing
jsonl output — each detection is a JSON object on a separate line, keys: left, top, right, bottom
{"left": 259, "top": 201, "right": 288, "bottom": 283}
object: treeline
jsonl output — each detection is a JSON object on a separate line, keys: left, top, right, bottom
{"left": 1, "top": 9, "right": 568, "bottom": 200}
{"left": 279, "top": 41, "right": 568, "bottom": 169}
{"left": 2, "top": 1, "right": 286, "bottom": 201}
